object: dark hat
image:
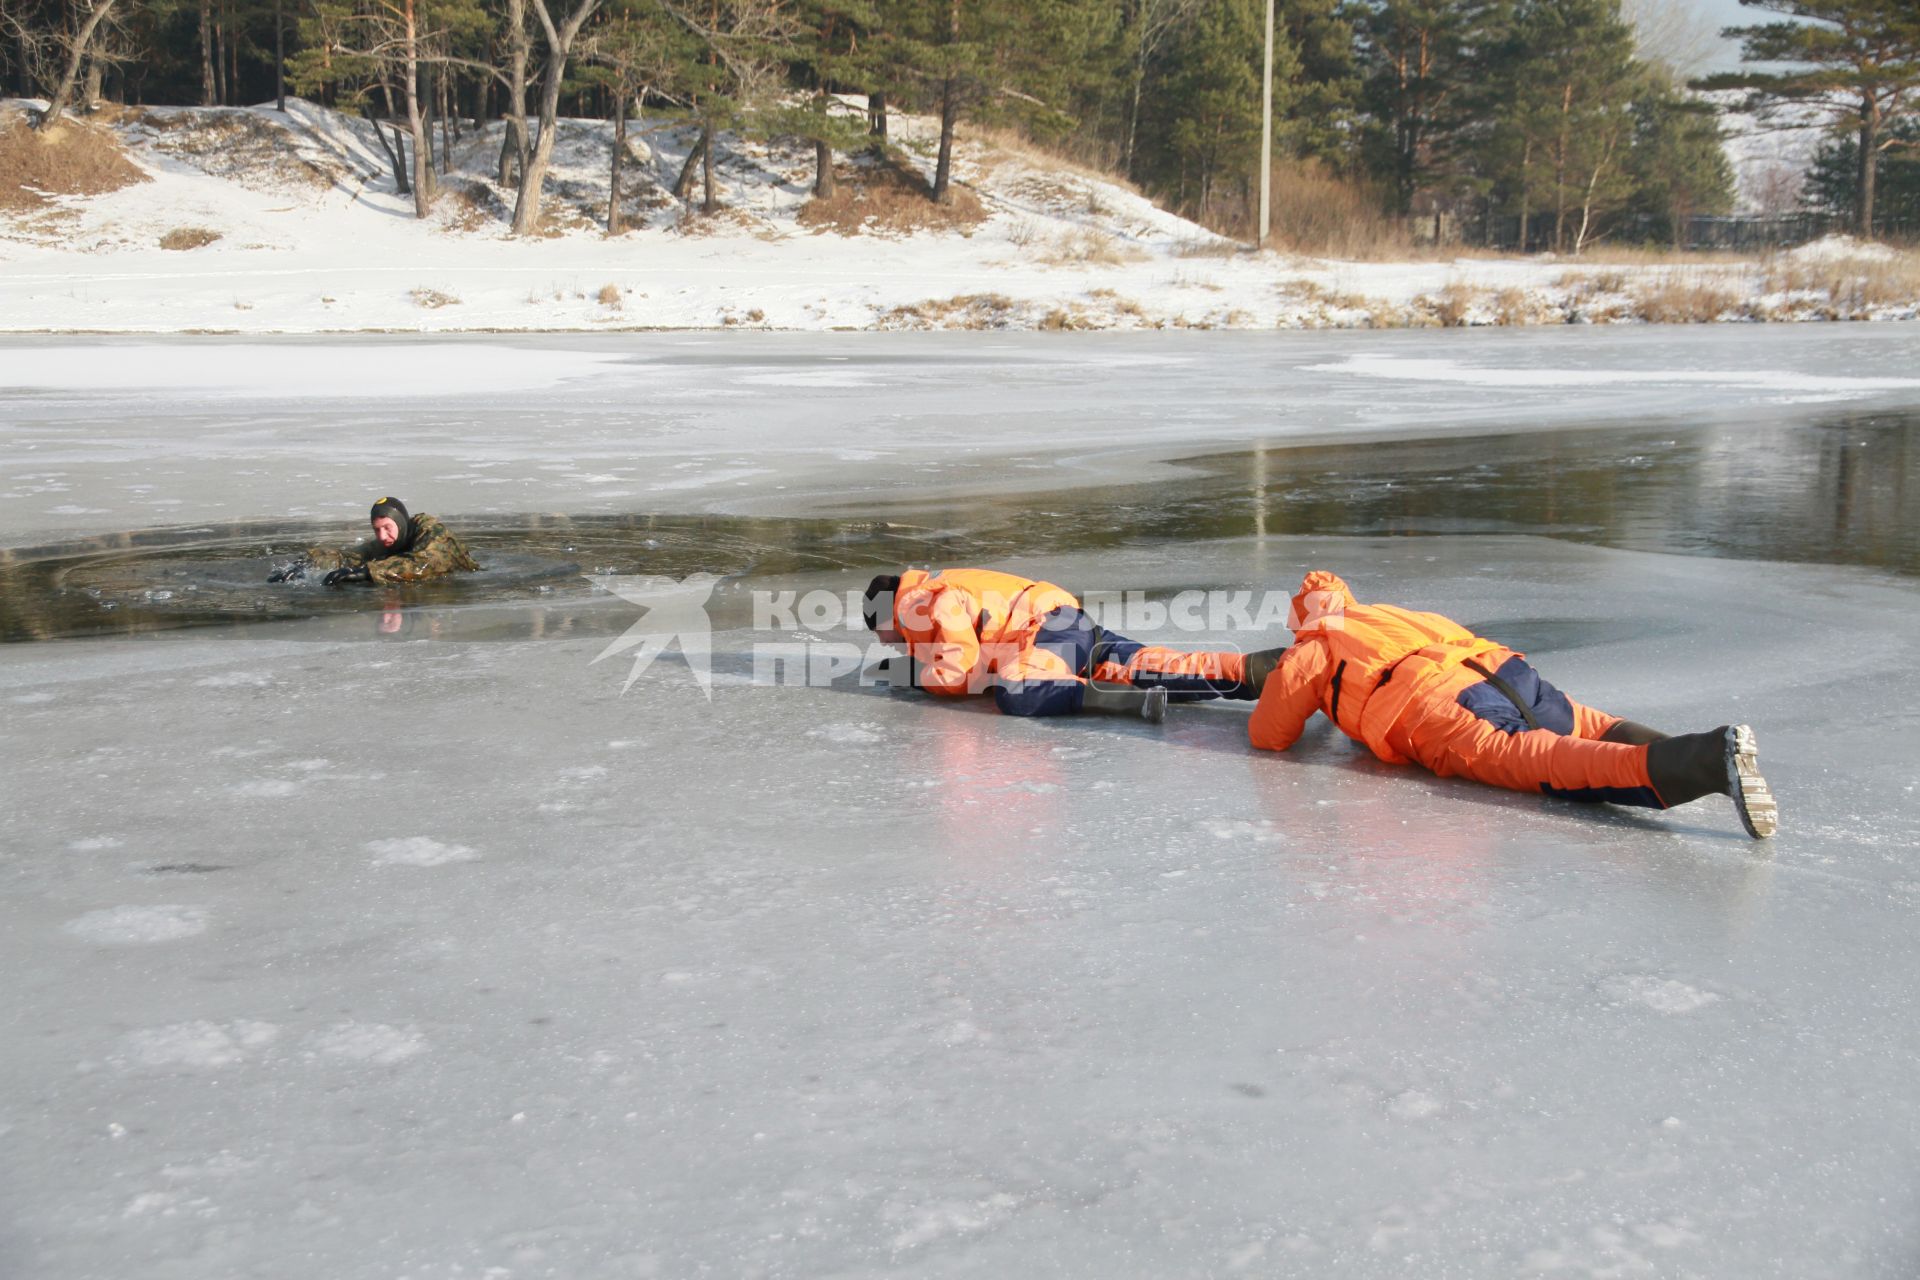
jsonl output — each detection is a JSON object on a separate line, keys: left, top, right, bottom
{"left": 862, "top": 574, "right": 901, "bottom": 631}
{"left": 369, "top": 496, "right": 413, "bottom": 553}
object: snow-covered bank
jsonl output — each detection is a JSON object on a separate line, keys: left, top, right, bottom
{"left": 3, "top": 98, "right": 1918, "bottom": 334}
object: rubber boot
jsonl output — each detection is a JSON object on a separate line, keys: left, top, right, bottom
{"left": 1646, "top": 724, "right": 1778, "bottom": 839}
{"left": 1240, "top": 646, "right": 1291, "bottom": 699}
{"left": 1081, "top": 683, "right": 1168, "bottom": 724}
{"left": 1599, "top": 719, "right": 1668, "bottom": 746}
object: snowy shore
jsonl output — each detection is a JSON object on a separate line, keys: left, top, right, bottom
{"left": 4, "top": 98, "right": 1918, "bottom": 335}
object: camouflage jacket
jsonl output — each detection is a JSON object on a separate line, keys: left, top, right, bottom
{"left": 305, "top": 515, "right": 481, "bottom": 583}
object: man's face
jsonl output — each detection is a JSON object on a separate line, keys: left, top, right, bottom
{"left": 372, "top": 516, "right": 402, "bottom": 548}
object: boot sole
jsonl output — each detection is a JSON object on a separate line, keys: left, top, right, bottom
{"left": 1726, "top": 724, "right": 1778, "bottom": 839}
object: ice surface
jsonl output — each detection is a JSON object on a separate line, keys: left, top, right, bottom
{"left": 3, "top": 331, "right": 1919, "bottom": 1279}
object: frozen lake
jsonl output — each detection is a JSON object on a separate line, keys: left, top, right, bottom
{"left": 3, "top": 329, "right": 1919, "bottom": 1278}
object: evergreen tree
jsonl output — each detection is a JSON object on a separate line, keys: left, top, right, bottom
{"left": 1624, "top": 73, "right": 1736, "bottom": 245}
{"left": 1349, "top": 0, "right": 1476, "bottom": 214}
{"left": 1482, "top": 0, "right": 1641, "bottom": 251}
{"left": 1803, "top": 114, "right": 1920, "bottom": 234}
{"left": 1698, "top": 0, "right": 1920, "bottom": 237}
{"left": 1142, "top": 0, "right": 1296, "bottom": 222}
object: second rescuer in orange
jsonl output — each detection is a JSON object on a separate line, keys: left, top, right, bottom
{"left": 1249, "top": 570, "right": 1777, "bottom": 838}
{"left": 861, "top": 568, "right": 1281, "bottom": 720}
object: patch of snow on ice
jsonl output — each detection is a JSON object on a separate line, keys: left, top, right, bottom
{"left": 310, "top": 1022, "right": 427, "bottom": 1064}
{"left": 807, "top": 723, "right": 884, "bottom": 746}
{"left": 64, "top": 904, "right": 208, "bottom": 944}
{"left": 123, "top": 1020, "right": 279, "bottom": 1067}
{"left": 367, "top": 835, "right": 478, "bottom": 867}
{"left": 1601, "top": 975, "right": 1721, "bottom": 1015}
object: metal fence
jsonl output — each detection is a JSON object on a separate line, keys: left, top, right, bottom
{"left": 1460, "top": 210, "right": 1920, "bottom": 252}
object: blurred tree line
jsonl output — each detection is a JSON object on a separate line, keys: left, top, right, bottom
{"left": 4, "top": 0, "right": 1916, "bottom": 246}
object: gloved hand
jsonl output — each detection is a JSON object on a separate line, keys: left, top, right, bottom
{"left": 872, "top": 654, "right": 925, "bottom": 689}
{"left": 322, "top": 565, "right": 372, "bottom": 587}
{"left": 267, "top": 563, "right": 306, "bottom": 583}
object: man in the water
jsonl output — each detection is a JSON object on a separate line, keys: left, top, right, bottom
{"left": 1247, "top": 570, "right": 1778, "bottom": 838}
{"left": 269, "top": 497, "right": 479, "bottom": 587}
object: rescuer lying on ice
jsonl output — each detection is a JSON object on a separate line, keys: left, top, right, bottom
{"left": 1248, "top": 570, "right": 1778, "bottom": 838}
{"left": 862, "top": 568, "right": 1284, "bottom": 722}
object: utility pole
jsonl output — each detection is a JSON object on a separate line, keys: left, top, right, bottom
{"left": 1257, "top": 0, "right": 1274, "bottom": 249}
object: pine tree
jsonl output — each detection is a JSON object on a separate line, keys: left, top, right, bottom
{"left": 1624, "top": 74, "right": 1735, "bottom": 245}
{"left": 1803, "top": 114, "right": 1920, "bottom": 234}
{"left": 1697, "top": 0, "right": 1920, "bottom": 238}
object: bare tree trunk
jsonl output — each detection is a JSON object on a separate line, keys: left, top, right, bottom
{"left": 510, "top": 0, "right": 601, "bottom": 236}
{"left": 701, "top": 125, "right": 716, "bottom": 213}
{"left": 275, "top": 0, "right": 285, "bottom": 111}
{"left": 932, "top": 79, "right": 958, "bottom": 203}
{"left": 215, "top": 6, "right": 228, "bottom": 106}
{"left": 81, "top": 57, "right": 102, "bottom": 112}
{"left": 403, "top": 0, "right": 431, "bottom": 216}
{"left": 608, "top": 90, "right": 625, "bottom": 235}
{"left": 1518, "top": 139, "right": 1532, "bottom": 252}
{"left": 36, "top": 0, "right": 123, "bottom": 129}
{"left": 814, "top": 138, "right": 834, "bottom": 198}
{"left": 437, "top": 68, "right": 451, "bottom": 172}
{"left": 674, "top": 121, "right": 706, "bottom": 199}
{"left": 868, "top": 90, "right": 886, "bottom": 143}
{"left": 1124, "top": 49, "right": 1145, "bottom": 180}
{"left": 1857, "top": 101, "right": 1878, "bottom": 238}
{"left": 366, "top": 103, "right": 410, "bottom": 193}
{"left": 199, "top": 0, "right": 215, "bottom": 106}
{"left": 499, "top": 0, "right": 530, "bottom": 185}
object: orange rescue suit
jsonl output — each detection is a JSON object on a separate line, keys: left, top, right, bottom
{"left": 890, "top": 568, "right": 1081, "bottom": 696}
{"left": 1250, "top": 571, "right": 1659, "bottom": 802}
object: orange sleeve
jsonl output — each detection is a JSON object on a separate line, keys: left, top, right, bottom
{"left": 1248, "top": 642, "right": 1330, "bottom": 752}
{"left": 912, "top": 589, "right": 982, "bottom": 696}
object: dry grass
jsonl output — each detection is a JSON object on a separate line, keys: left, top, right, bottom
{"left": 797, "top": 155, "right": 988, "bottom": 237}
{"left": 1423, "top": 282, "right": 1482, "bottom": 327}
{"left": 882, "top": 293, "right": 1021, "bottom": 330}
{"left": 444, "top": 179, "right": 509, "bottom": 233}
{"left": 410, "top": 288, "right": 461, "bottom": 309}
{"left": 966, "top": 126, "right": 1143, "bottom": 195}
{"left": 1264, "top": 158, "right": 1411, "bottom": 260}
{"left": 1032, "top": 227, "right": 1145, "bottom": 267}
{"left": 1087, "top": 287, "right": 1146, "bottom": 318}
{"left": 159, "top": 226, "right": 221, "bottom": 251}
{"left": 1630, "top": 274, "right": 1740, "bottom": 324}
{"left": 1763, "top": 251, "right": 1920, "bottom": 313}
{"left": 597, "top": 283, "right": 622, "bottom": 308}
{"left": 138, "top": 108, "right": 344, "bottom": 192}
{"left": 1174, "top": 237, "right": 1243, "bottom": 259}
{"left": 0, "top": 111, "right": 149, "bottom": 212}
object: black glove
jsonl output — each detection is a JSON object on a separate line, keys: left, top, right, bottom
{"left": 267, "top": 563, "right": 305, "bottom": 584}
{"left": 873, "top": 654, "right": 925, "bottom": 689}
{"left": 322, "top": 565, "right": 372, "bottom": 587}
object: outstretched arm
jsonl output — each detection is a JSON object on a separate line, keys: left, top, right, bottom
{"left": 1247, "top": 643, "right": 1329, "bottom": 752}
